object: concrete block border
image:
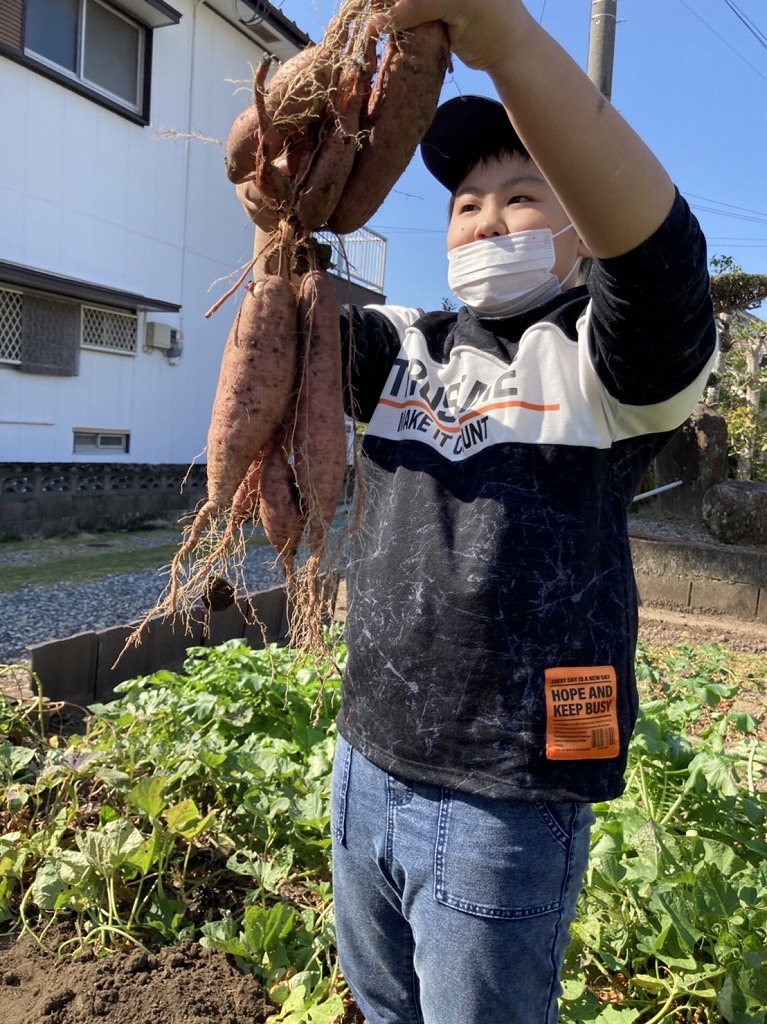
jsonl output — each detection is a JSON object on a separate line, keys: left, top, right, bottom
{"left": 629, "top": 535, "right": 766, "bottom": 624}
{"left": 28, "top": 586, "right": 289, "bottom": 705}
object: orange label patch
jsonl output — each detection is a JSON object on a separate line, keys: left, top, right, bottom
{"left": 544, "top": 666, "right": 620, "bottom": 760}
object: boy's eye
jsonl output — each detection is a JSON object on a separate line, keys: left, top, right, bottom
{"left": 507, "top": 195, "right": 532, "bottom": 205}
{"left": 458, "top": 201, "right": 480, "bottom": 214}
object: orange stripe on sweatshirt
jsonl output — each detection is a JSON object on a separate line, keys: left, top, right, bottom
{"left": 378, "top": 397, "right": 561, "bottom": 435}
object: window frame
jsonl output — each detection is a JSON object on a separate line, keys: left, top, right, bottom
{"left": 0, "top": 0, "right": 181, "bottom": 125}
{"left": 81, "top": 303, "right": 139, "bottom": 356}
{"left": 23, "top": 0, "right": 149, "bottom": 119}
{"left": 0, "top": 286, "right": 23, "bottom": 365}
{"left": 73, "top": 428, "right": 131, "bottom": 454}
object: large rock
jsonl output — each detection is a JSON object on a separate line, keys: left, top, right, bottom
{"left": 654, "top": 404, "right": 729, "bottom": 520}
{"left": 702, "top": 481, "right": 767, "bottom": 546}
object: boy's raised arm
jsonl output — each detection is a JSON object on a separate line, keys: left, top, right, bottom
{"left": 386, "top": 0, "right": 676, "bottom": 259}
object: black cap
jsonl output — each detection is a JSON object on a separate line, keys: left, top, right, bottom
{"left": 420, "top": 95, "right": 527, "bottom": 193}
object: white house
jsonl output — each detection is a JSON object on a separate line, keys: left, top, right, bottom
{"left": 0, "top": 0, "right": 385, "bottom": 533}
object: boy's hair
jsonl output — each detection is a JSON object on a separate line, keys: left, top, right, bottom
{"left": 447, "top": 142, "right": 532, "bottom": 219}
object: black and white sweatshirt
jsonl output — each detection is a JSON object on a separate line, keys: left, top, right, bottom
{"left": 337, "top": 192, "right": 717, "bottom": 803}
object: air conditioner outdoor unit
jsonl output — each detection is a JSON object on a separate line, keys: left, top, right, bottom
{"left": 145, "top": 322, "right": 173, "bottom": 351}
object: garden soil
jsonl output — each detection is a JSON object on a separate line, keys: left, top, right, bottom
{"left": 0, "top": 931, "right": 275, "bottom": 1024}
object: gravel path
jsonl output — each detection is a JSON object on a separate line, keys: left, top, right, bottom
{"left": 3, "top": 506, "right": 767, "bottom": 668}
{"left": 0, "top": 514, "right": 350, "bottom": 667}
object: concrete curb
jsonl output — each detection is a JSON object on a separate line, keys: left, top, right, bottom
{"left": 630, "top": 533, "right": 767, "bottom": 624}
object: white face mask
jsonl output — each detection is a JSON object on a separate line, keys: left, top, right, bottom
{"left": 447, "top": 224, "right": 579, "bottom": 317}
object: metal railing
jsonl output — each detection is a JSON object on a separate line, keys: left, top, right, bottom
{"left": 318, "top": 226, "right": 387, "bottom": 295}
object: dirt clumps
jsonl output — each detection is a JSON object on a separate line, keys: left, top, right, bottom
{"left": 0, "top": 932, "right": 274, "bottom": 1024}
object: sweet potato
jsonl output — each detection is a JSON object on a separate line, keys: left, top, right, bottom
{"left": 225, "top": 104, "right": 261, "bottom": 185}
{"left": 328, "top": 20, "right": 450, "bottom": 235}
{"left": 295, "top": 47, "right": 373, "bottom": 231}
{"left": 226, "top": 58, "right": 291, "bottom": 199}
{"left": 226, "top": 452, "right": 264, "bottom": 535}
{"left": 258, "top": 424, "right": 306, "bottom": 578}
{"left": 293, "top": 268, "right": 347, "bottom": 557}
{"left": 270, "top": 266, "right": 346, "bottom": 646}
{"left": 176, "top": 276, "right": 297, "bottom": 566}
{"left": 264, "top": 44, "right": 336, "bottom": 135}
{"left": 253, "top": 57, "right": 297, "bottom": 210}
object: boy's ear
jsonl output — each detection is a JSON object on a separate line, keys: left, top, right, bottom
{"left": 577, "top": 237, "right": 591, "bottom": 259}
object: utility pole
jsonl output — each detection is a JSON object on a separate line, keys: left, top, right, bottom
{"left": 587, "top": 0, "right": 617, "bottom": 100}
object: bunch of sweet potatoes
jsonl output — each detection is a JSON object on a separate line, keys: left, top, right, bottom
{"left": 168, "top": 0, "right": 450, "bottom": 646}
{"left": 225, "top": 1, "right": 450, "bottom": 235}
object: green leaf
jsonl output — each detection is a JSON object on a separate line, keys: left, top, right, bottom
{"left": 728, "top": 712, "right": 759, "bottom": 734}
{"left": 164, "top": 798, "right": 214, "bottom": 839}
{"left": 717, "top": 972, "right": 767, "bottom": 1024}
{"left": 249, "top": 902, "right": 297, "bottom": 955}
{"left": 593, "top": 1005, "right": 641, "bottom": 1024}
{"left": 266, "top": 983, "right": 345, "bottom": 1024}
{"left": 127, "top": 777, "right": 167, "bottom": 818}
{"left": 228, "top": 847, "right": 294, "bottom": 892}
{"left": 124, "top": 833, "right": 162, "bottom": 875}
{"left": 686, "top": 752, "right": 741, "bottom": 796}
{"left": 200, "top": 914, "right": 249, "bottom": 958}
{"left": 142, "top": 892, "right": 188, "bottom": 940}
{"left": 76, "top": 818, "right": 145, "bottom": 873}
{"left": 0, "top": 743, "right": 37, "bottom": 779}
{"left": 638, "top": 918, "right": 699, "bottom": 970}
{"left": 55, "top": 849, "right": 93, "bottom": 886}
{"left": 30, "top": 860, "right": 71, "bottom": 910}
{"left": 560, "top": 976, "right": 587, "bottom": 1000}
{"left": 692, "top": 867, "right": 742, "bottom": 924}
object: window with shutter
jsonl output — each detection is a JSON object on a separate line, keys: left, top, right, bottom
{"left": 0, "top": 0, "right": 23, "bottom": 51}
{"left": 20, "top": 294, "right": 82, "bottom": 376}
{"left": 0, "top": 285, "right": 139, "bottom": 375}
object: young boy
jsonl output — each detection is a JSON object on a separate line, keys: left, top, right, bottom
{"left": 240, "top": 2, "right": 716, "bottom": 1021}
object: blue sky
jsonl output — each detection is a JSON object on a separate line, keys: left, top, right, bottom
{"left": 271, "top": 0, "right": 767, "bottom": 313}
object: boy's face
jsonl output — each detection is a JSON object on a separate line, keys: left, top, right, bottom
{"left": 447, "top": 153, "right": 589, "bottom": 285}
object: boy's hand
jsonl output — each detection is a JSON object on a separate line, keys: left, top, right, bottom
{"left": 385, "top": 0, "right": 674, "bottom": 258}
{"left": 384, "top": 0, "right": 530, "bottom": 72}
{"left": 235, "top": 181, "right": 280, "bottom": 233}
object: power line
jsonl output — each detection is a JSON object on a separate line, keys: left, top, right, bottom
{"left": 689, "top": 203, "right": 767, "bottom": 226}
{"left": 674, "top": 0, "right": 767, "bottom": 82}
{"left": 684, "top": 193, "right": 767, "bottom": 221}
{"left": 723, "top": 0, "right": 767, "bottom": 51}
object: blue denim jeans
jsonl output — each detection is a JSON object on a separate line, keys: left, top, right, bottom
{"left": 331, "top": 735, "right": 594, "bottom": 1024}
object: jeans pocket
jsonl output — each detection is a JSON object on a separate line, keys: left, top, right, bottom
{"left": 434, "top": 793, "right": 578, "bottom": 920}
{"left": 330, "top": 735, "right": 353, "bottom": 844}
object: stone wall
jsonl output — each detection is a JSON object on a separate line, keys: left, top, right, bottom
{"left": 0, "top": 462, "right": 206, "bottom": 537}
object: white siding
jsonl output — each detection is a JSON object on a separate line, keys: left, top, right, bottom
{"left": 0, "top": 1, "right": 295, "bottom": 465}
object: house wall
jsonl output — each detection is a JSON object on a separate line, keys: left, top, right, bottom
{"left": 0, "top": 1, "right": 292, "bottom": 466}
